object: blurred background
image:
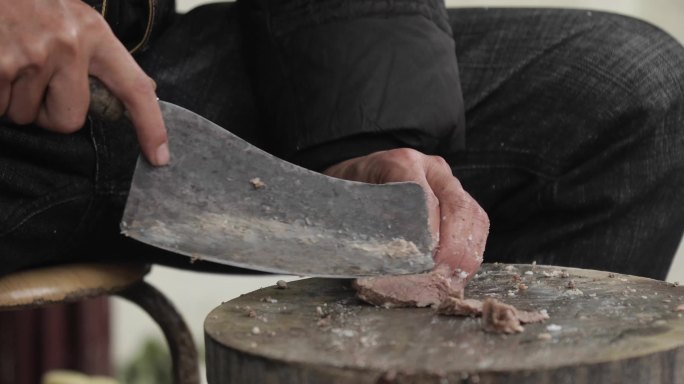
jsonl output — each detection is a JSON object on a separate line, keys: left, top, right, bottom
{"left": 109, "top": 0, "right": 684, "bottom": 382}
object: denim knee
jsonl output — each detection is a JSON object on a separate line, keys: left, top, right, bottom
{"left": 579, "top": 12, "right": 684, "bottom": 112}
{"left": 543, "top": 11, "right": 684, "bottom": 169}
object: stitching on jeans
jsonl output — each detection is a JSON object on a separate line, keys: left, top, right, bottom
{"left": 129, "top": 0, "right": 156, "bottom": 53}
{"left": 100, "top": 0, "right": 155, "bottom": 53}
{"left": 0, "top": 194, "right": 91, "bottom": 237}
{"left": 0, "top": 119, "right": 101, "bottom": 239}
{"left": 89, "top": 116, "right": 106, "bottom": 196}
{"left": 100, "top": 0, "right": 108, "bottom": 18}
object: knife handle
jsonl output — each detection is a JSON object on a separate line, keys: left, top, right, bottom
{"left": 0, "top": 77, "right": 126, "bottom": 125}
{"left": 88, "top": 76, "right": 126, "bottom": 121}
{"left": 90, "top": 77, "right": 157, "bottom": 121}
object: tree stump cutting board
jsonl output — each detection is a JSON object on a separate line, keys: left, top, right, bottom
{"left": 205, "top": 264, "right": 684, "bottom": 383}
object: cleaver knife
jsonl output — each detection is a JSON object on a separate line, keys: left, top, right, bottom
{"left": 90, "top": 78, "right": 435, "bottom": 277}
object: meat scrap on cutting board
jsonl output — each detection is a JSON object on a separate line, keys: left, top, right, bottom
{"left": 438, "top": 297, "right": 550, "bottom": 334}
{"left": 353, "top": 265, "right": 548, "bottom": 334}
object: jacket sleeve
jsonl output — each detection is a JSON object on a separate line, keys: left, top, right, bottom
{"left": 239, "top": 0, "right": 465, "bottom": 171}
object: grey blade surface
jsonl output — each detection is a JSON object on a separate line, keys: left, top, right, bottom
{"left": 121, "top": 101, "right": 434, "bottom": 277}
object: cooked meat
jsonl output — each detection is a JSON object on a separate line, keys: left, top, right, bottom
{"left": 353, "top": 264, "right": 549, "bottom": 334}
{"left": 481, "top": 298, "right": 549, "bottom": 333}
{"left": 481, "top": 298, "right": 524, "bottom": 334}
{"left": 353, "top": 265, "right": 465, "bottom": 308}
{"left": 436, "top": 297, "right": 483, "bottom": 316}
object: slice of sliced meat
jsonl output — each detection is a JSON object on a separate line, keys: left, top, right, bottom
{"left": 436, "top": 297, "right": 483, "bottom": 316}
{"left": 353, "top": 264, "right": 549, "bottom": 334}
{"left": 353, "top": 265, "right": 465, "bottom": 308}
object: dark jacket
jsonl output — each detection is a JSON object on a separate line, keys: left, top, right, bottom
{"left": 88, "top": 0, "right": 465, "bottom": 171}
{"left": 240, "top": 0, "right": 465, "bottom": 170}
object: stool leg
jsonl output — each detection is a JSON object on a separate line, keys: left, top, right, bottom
{"left": 117, "top": 282, "right": 200, "bottom": 384}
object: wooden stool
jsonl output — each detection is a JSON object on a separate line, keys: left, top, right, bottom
{"left": 205, "top": 263, "right": 684, "bottom": 383}
{"left": 0, "top": 263, "right": 199, "bottom": 384}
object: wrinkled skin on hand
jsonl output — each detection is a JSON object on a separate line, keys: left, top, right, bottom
{"left": 0, "top": 0, "right": 168, "bottom": 165}
{"left": 325, "top": 148, "right": 490, "bottom": 278}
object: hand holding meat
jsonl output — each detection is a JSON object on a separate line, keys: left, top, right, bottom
{"left": 0, "top": 0, "right": 168, "bottom": 165}
{"left": 324, "top": 148, "right": 489, "bottom": 277}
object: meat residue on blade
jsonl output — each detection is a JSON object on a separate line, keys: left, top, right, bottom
{"left": 354, "top": 265, "right": 549, "bottom": 334}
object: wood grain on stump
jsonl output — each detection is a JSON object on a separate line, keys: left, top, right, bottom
{"left": 205, "top": 264, "right": 684, "bottom": 383}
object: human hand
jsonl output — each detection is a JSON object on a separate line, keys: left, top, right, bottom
{"left": 0, "top": 0, "right": 168, "bottom": 165}
{"left": 324, "top": 148, "right": 489, "bottom": 277}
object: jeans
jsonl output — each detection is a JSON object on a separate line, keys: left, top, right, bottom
{"left": 448, "top": 9, "right": 684, "bottom": 279}
{"left": 1, "top": 5, "right": 682, "bottom": 279}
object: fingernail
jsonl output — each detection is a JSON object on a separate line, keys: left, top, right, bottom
{"left": 155, "top": 142, "right": 170, "bottom": 166}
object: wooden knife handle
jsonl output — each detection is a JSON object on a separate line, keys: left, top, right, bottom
{"left": 0, "top": 77, "right": 154, "bottom": 124}
{"left": 88, "top": 76, "right": 125, "bottom": 121}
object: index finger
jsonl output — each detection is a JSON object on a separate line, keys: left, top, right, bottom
{"left": 89, "top": 37, "right": 169, "bottom": 166}
{"left": 425, "top": 159, "right": 489, "bottom": 277}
